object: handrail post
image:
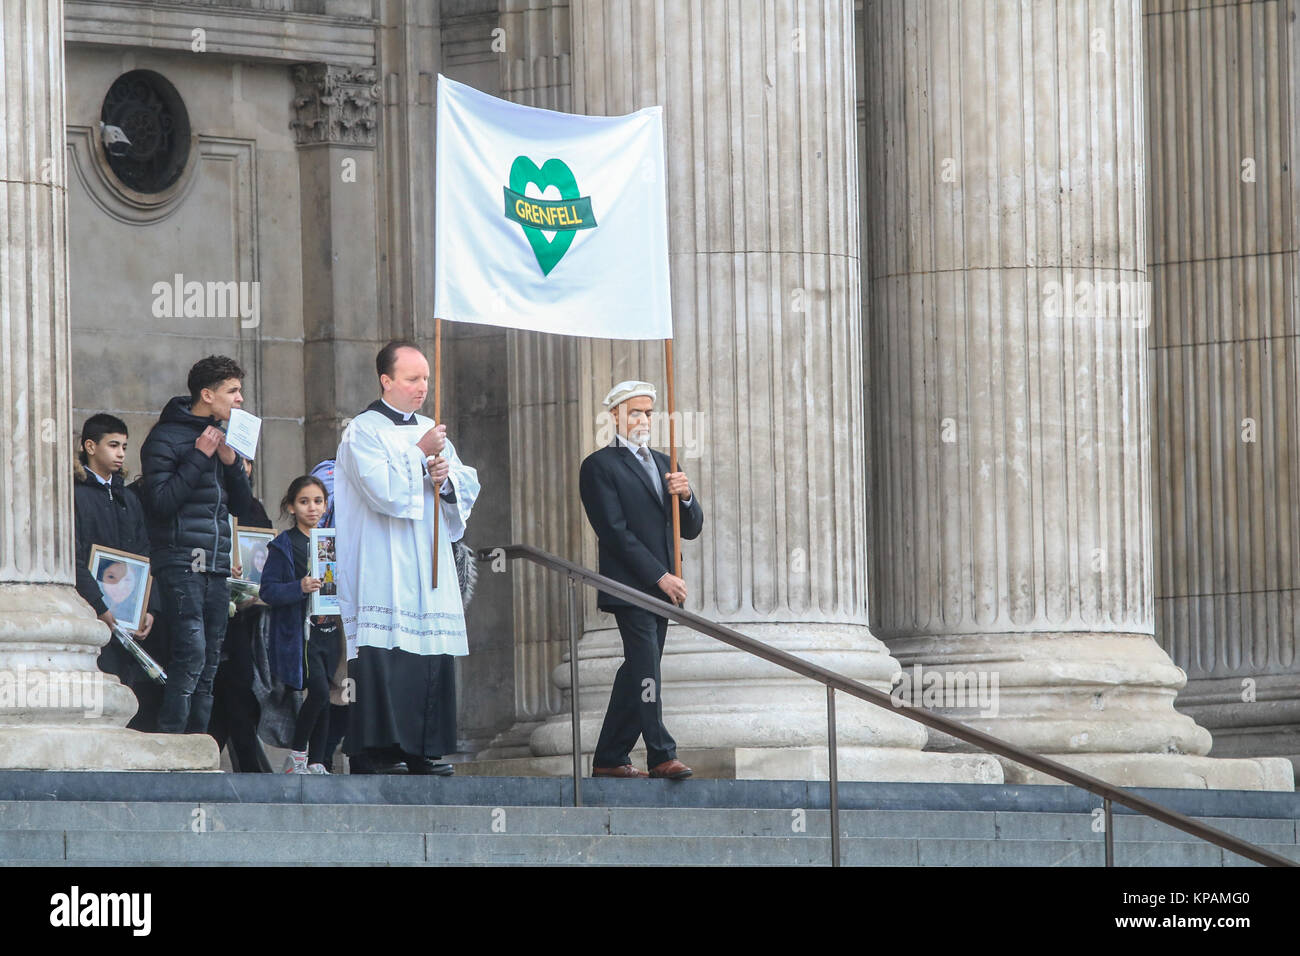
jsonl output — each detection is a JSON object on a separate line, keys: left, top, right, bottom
{"left": 568, "top": 575, "right": 582, "bottom": 808}
{"left": 827, "top": 685, "right": 840, "bottom": 867}
{"left": 1104, "top": 798, "right": 1114, "bottom": 867}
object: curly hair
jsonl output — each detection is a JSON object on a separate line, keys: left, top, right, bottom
{"left": 187, "top": 355, "right": 245, "bottom": 403}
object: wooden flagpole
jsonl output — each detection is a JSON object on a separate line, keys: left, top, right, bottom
{"left": 432, "top": 317, "right": 442, "bottom": 589}
{"left": 665, "top": 338, "right": 682, "bottom": 584}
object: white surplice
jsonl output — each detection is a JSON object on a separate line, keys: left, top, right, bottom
{"left": 334, "top": 408, "right": 479, "bottom": 661}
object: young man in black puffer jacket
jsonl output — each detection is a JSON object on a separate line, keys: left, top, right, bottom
{"left": 139, "top": 355, "right": 253, "bottom": 735}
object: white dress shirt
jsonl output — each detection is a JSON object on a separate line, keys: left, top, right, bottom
{"left": 614, "top": 433, "right": 692, "bottom": 505}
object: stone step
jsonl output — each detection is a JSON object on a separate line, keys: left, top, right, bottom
{"left": 2, "top": 772, "right": 1297, "bottom": 821}
{"left": 0, "top": 801, "right": 1295, "bottom": 865}
{"left": 0, "top": 772, "right": 1294, "bottom": 866}
{"left": 1, "top": 828, "right": 1296, "bottom": 866}
{"left": 0, "top": 801, "right": 1294, "bottom": 846}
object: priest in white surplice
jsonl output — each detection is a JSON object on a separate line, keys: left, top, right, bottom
{"left": 334, "top": 339, "right": 479, "bottom": 775}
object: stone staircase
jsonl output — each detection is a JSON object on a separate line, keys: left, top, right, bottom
{"left": 0, "top": 773, "right": 1296, "bottom": 866}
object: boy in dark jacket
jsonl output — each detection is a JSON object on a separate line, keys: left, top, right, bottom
{"left": 139, "top": 355, "right": 253, "bottom": 734}
{"left": 73, "top": 413, "right": 157, "bottom": 680}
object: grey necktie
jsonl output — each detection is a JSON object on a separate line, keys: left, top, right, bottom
{"left": 635, "top": 445, "right": 663, "bottom": 504}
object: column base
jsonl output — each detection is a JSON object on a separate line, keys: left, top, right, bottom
{"left": 997, "top": 752, "right": 1295, "bottom": 791}
{"left": 1173, "top": 673, "right": 1300, "bottom": 778}
{"left": 0, "top": 726, "right": 219, "bottom": 771}
{"left": 475, "top": 720, "right": 545, "bottom": 760}
{"left": 524, "top": 622, "right": 1001, "bottom": 783}
{"left": 0, "top": 583, "right": 219, "bottom": 770}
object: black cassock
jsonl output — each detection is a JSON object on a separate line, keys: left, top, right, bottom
{"left": 342, "top": 399, "right": 459, "bottom": 761}
{"left": 346, "top": 647, "right": 457, "bottom": 758}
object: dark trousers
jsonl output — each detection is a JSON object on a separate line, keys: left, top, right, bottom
{"left": 593, "top": 607, "right": 677, "bottom": 769}
{"left": 323, "top": 704, "right": 348, "bottom": 771}
{"left": 155, "top": 568, "right": 230, "bottom": 734}
{"left": 210, "top": 609, "right": 272, "bottom": 772}
{"left": 292, "top": 622, "right": 341, "bottom": 765}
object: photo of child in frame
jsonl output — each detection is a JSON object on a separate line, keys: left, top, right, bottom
{"left": 87, "top": 545, "right": 153, "bottom": 634}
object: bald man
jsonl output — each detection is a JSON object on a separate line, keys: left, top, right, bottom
{"left": 579, "top": 380, "right": 704, "bottom": 780}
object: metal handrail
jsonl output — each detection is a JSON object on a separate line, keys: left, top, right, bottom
{"left": 480, "top": 543, "right": 1296, "bottom": 868}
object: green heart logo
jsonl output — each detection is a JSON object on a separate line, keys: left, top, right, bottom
{"left": 503, "top": 156, "right": 597, "bottom": 276}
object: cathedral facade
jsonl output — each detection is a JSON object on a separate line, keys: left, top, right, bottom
{"left": 1, "top": 0, "right": 1296, "bottom": 787}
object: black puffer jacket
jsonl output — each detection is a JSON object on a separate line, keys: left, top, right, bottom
{"left": 73, "top": 465, "right": 155, "bottom": 616}
{"left": 139, "top": 396, "right": 253, "bottom": 575}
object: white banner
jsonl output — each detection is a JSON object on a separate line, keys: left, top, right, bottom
{"left": 433, "top": 75, "right": 672, "bottom": 340}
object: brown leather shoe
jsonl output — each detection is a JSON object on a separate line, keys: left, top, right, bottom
{"left": 649, "top": 759, "right": 693, "bottom": 780}
{"left": 592, "top": 764, "right": 649, "bottom": 778}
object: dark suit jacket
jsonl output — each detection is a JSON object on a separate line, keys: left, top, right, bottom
{"left": 579, "top": 441, "right": 704, "bottom": 611}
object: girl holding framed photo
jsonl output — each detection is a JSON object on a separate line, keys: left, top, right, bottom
{"left": 259, "top": 475, "right": 343, "bottom": 774}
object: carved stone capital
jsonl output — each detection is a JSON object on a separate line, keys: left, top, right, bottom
{"left": 290, "top": 63, "right": 379, "bottom": 148}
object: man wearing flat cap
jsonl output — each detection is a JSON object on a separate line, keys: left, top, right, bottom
{"left": 579, "top": 380, "right": 704, "bottom": 780}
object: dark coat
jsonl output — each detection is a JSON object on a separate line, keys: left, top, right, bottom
{"left": 578, "top": 441, "right": 704, "bottom": 611}
{"left": 138, "top": 395, "right": 253, "bottom": 575}
{"left": 258, "top": 530, "right": 309, "bottom": 690}
{"left": 222, "top": 496, "right": 272, "bottom": 666}
{"left": 72, "top": 465, "right": 156, "bottom": 617}
{"left": 238, "top": 496, "right": 272, "bottom": 532}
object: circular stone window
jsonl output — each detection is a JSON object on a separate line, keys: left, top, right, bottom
{"left": 99, "top": 70, "right": 191, "bottom": 194}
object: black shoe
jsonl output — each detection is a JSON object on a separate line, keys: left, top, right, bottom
{"left": 348, "top": 751, "right": 408, "bottom": 775}
{"left": 403, "top": 754, "right": 455, "bottom": 776}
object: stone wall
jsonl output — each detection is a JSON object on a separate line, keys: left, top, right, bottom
{"left": 65, "top": 45, "right": 307, "bottom": 512}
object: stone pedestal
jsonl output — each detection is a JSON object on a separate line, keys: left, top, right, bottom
{"left": 518, "top": 0, "right": 999, "bottom": 783}
{"left": 0, "top": 0, "right": 214, "bottom": 770}
{"left": 861, "top": 0, "right": 1289, "bottom": 789}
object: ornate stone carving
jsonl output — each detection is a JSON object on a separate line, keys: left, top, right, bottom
{"left": 290, "top": 64, "right": 379, "bottom": 147}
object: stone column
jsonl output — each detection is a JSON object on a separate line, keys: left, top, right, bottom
{"left": 862, "top": 0, "right": 1290, "bottom": 789}
{"left": 525, "top": 0, "right": 999, "bottom": 782}
{"left": 1144, "top": 0, "right": 1300, "bottom": 777}
{"left": 0, "top": 0, "right": 213, "bottom": 769}
{"left": 376, "top": 0, "right": 440, "bottom": 342}
{"left": 475, "top": 0, "right": 579, "bottom": 761}
{"left": 291, "top": 63, "right": 383, "bottom": 467}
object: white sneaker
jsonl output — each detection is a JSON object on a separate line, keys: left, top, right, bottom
{"left": 307, "top": 763, "right": 330, "bottom": 775}
{"left": 282, "top": 750, "right": 309, "bottom": 774}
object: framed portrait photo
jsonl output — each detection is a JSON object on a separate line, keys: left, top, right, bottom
{"left": 233, "top": 526, "right": 274, "bottom": 586}
{"left": 309, "top": 527, "right": 339, "bottom": 616}
{"left": 87, "top": 544, "right": 153, "bottom": 634}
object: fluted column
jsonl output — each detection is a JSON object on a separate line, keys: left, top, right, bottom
{"left": 475, "top": 0, "right": 580, "bottom": 759}
{"left": 526, "top": 0, "right": 999, "bottom": 782}
{"left": 1145, "top": 0, "right": 1300, "bottom": 778}
{"left": 0, "top": 0, "right": 214, "bottom": 769}
{"left": 863, "top": 0, "right": 1290, "bottom": 789}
